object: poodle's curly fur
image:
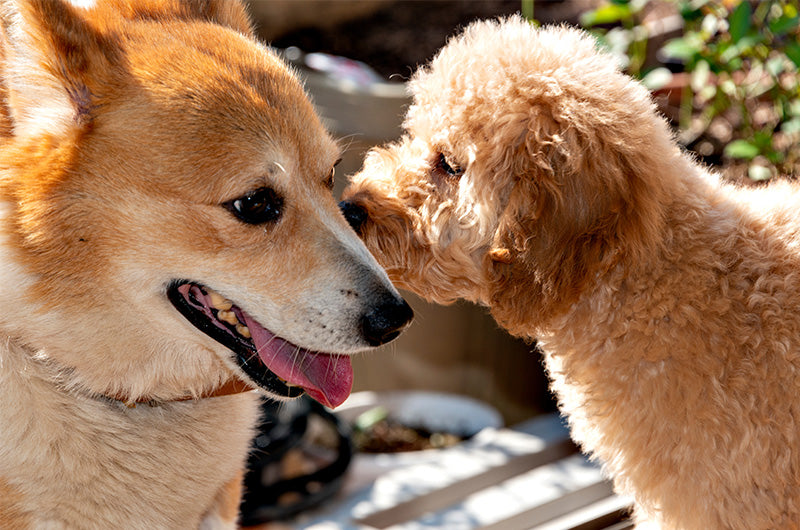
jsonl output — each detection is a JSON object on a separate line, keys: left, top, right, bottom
{"left": 341, "top": 16, "right": 800, "bottom": 529}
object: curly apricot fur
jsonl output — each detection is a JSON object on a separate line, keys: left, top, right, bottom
{"left": 343, "top": 17, "right": 800, "bottom": 529}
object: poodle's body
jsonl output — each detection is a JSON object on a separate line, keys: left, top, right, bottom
{"left": 341, "top": 17, "right": 800, "bottom": 529}
{"left": 543, "top": 176, "right": 800, "bottom": 529}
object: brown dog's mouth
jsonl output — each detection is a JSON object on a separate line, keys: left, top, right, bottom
{"left": 167, "top": 280, "right": 353, "bottom": 407}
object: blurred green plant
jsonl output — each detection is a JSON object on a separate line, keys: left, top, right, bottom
{"left": 580, "top": 0, "right": 652, "bottom": 77}
{"left": 522, "top": 0, "right": 535, "bottom": 21}
{"left": 580, "top": 0, "right": 800, "bottom": 181}
{"left": 522, "top": 0, "right": 540, "bottom": 26}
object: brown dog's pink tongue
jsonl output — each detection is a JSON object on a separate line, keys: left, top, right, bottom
{"left": 242, "top": 314, "right": 353, "bottom": 408}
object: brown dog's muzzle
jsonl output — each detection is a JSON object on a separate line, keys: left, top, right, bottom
{"left": 360, "top": 291, "right": 413, "bottom": 346}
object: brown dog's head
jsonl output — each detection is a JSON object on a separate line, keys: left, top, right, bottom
{"left": 0, "top": 0, "right": 412, "bottom": 407}
{"left": 341, "top": 17, "right": 683, "bottom": 336}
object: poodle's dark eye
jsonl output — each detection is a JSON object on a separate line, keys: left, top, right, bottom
{"left": 223, "top": 187, "right": 284, "bottom": 224}
{"left": 433, "top": 152, "right": 463, "bottom": 180}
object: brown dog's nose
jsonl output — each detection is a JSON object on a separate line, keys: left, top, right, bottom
{"left": 339, "top": 200, "right": 368, "bottom": 234}
{"left": 360, "top": 296, "right": 413, "bottom": 346}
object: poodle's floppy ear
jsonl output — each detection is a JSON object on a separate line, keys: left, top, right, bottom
{"left": 0, "top": 0, "right": 115, "bottom": 139}
{"left": 486, "top": 93, "right": 671, "bottom": 335}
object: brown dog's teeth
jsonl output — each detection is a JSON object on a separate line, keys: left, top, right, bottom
{"left": 208, "top": 290, "right": 233, "bottom": 311}
{"left": 236, "top": 324, "right": 251, "bottom": 338}
{"left": 276, "top": 376, "right": 297, "bottom": 388}
{"left": 217, "top": 310, "right": 239, "bottom": 326}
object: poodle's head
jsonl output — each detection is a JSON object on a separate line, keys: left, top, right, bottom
{"left": 341, "top": 17, "right": 678, "bottom": 334}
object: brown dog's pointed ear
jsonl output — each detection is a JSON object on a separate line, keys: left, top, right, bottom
{"left": 118, "top": 0, "right": 254, "bottom": 37}
{"left": 197, "top": 0, "right": 253, "bottom": 36}
{"left": 0, "top": 0, "right": 109, "bottom": 139}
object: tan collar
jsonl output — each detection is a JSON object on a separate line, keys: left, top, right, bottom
{"left": 112, "top": 377, "right": 256, "bottom": 408}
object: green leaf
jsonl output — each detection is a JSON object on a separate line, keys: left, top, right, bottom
{"left": 782, "top": 117, "right": 800, "bottom": 135}
{"left": 580, "top": 3, "right": 632, "bottom": 27}
{"left": 641, "top": 67, "right": 673, "bottom": 90}
{"left": 765, "top": 149, "right": 784, "bottom": 165}
{"left": 748, "top": 165, "right": 773, "bottom": 181}
{"left": 690, "top": 59, "right": 711, "bottom": 92}
{"left": 697, "top": 84, "right": 717, "bottom": 103}
{"left": 766, "top": 56, "right": 786, "bottom": 77}
{"left": 726, "top": 56, "right": 744, "bottom": 72}
{"left": 736, "top": 34, "right": 764, "bottom": 52}
{"left": 724, "top": 139, "right": 760, "bottom": 159}
{"left": 718, "top": 42, "right": 742, "bottom": 64}
{"left": 786, "top": 41, "right": 800, "bottom": 68}
{"left": 753, "top": 130, "right": 774, "bottom": 150}
{"left": 701, "top": 13, "right": 723, "bottom": 36}
{"left": 729, "top": 1, "right": 753, "bottom": 44}
{"left": 769, "top": 14, "right": 799, "bottom": 36}
{"left": 679, "top": 0, "right": 707, "bottom": 22}
{"left": 661, "top": 37, "right": 702, "bottom": 62}
{"left": 720, "top": 78, "right": 738, "bottom": 96}
{"left": 354, "top": 406, "right": 388, "bottom": 431}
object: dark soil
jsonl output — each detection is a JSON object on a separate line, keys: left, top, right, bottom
{"left": 353, "top": 418, "right": 464, "bottom": 453}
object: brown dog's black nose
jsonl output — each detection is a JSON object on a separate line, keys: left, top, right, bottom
{"left": 361, "top": 296, "right": 413, "bottom": 346}
{"left": 339, "top": 200, "right": 368, "bottom": 234}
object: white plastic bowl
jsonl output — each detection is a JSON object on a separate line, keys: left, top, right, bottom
{"left": 336, "top": 390, "right": 503, "bottom": 438}
{"left": 334, "top": 391, "right": 504, "bottom": 495}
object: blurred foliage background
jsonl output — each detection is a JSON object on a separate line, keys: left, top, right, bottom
{"left": 576, "top": 0, "right": 800, "bottom": 183}
{"left": 266, "top": 0, "right": 800, "bottom": 183}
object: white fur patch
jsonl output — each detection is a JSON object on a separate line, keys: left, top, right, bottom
{"left": 66, "top": 0, "right": 96, "bottom": 9}
{"left": 3, "top": 4, "right": 76, "bottom": 138}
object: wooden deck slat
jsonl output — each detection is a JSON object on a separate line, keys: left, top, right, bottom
{"left": 294, "top": 414, "right": 620, "bottom": 530}
{"left": 355, "top": 439, "right": 578, "bottom": 529}
{"left": 389, "top": 454, "right": 615, "bottom": 529}
{"left": 478, "top": 482, "right": 629, "bottom": 530}
{"left": 538, "top": 493, "right": 633, "bottom": 530}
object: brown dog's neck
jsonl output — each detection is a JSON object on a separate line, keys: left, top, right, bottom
{"left": 106, "top": 377, "right": 256, "bottom": 408}
{"left": 4, "top": 338, "right": 258, "bottom": 407}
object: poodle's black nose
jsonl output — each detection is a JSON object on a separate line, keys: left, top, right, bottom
{"left": 360, "top": 296, "right": 413, "bottom": 346}
{"left": 339, "top": 200, "right": 368, "bottom": 234}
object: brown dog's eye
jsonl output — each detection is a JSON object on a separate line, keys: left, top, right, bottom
{"left": 325, "top": 158, "right": 342, "bottom": 190}
{"left": 433, "top": 152, "right": 463, "bottom": 180}
{"left": 223, "top": 187, "right": 284, "bottom": 225}
{"left": 325, "top": 167, "right": 335, "bottom": 190}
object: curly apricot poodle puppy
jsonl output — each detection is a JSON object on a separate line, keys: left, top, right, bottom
{"left": 340, "top": 16, "right": 800, "bottom": 530}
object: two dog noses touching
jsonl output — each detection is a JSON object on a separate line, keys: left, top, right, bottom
{"left": 337, "top": 199, "right": 411, "bottom": 345}
{"left": 353, "top": 260, "right": 413, "bottom": 347}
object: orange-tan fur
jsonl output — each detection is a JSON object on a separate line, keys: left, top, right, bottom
{"left": 343, "top": 17, "right": 800, "bottom": 529}
{"left": 0, "top": 478, "right": 30, "bottom": 528}
{"left": 0, "top": 0, "right": 403, "bottom": 527}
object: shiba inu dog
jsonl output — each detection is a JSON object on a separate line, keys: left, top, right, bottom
{"left": 0, "top": 0, "right": 412, "bottom": 527}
